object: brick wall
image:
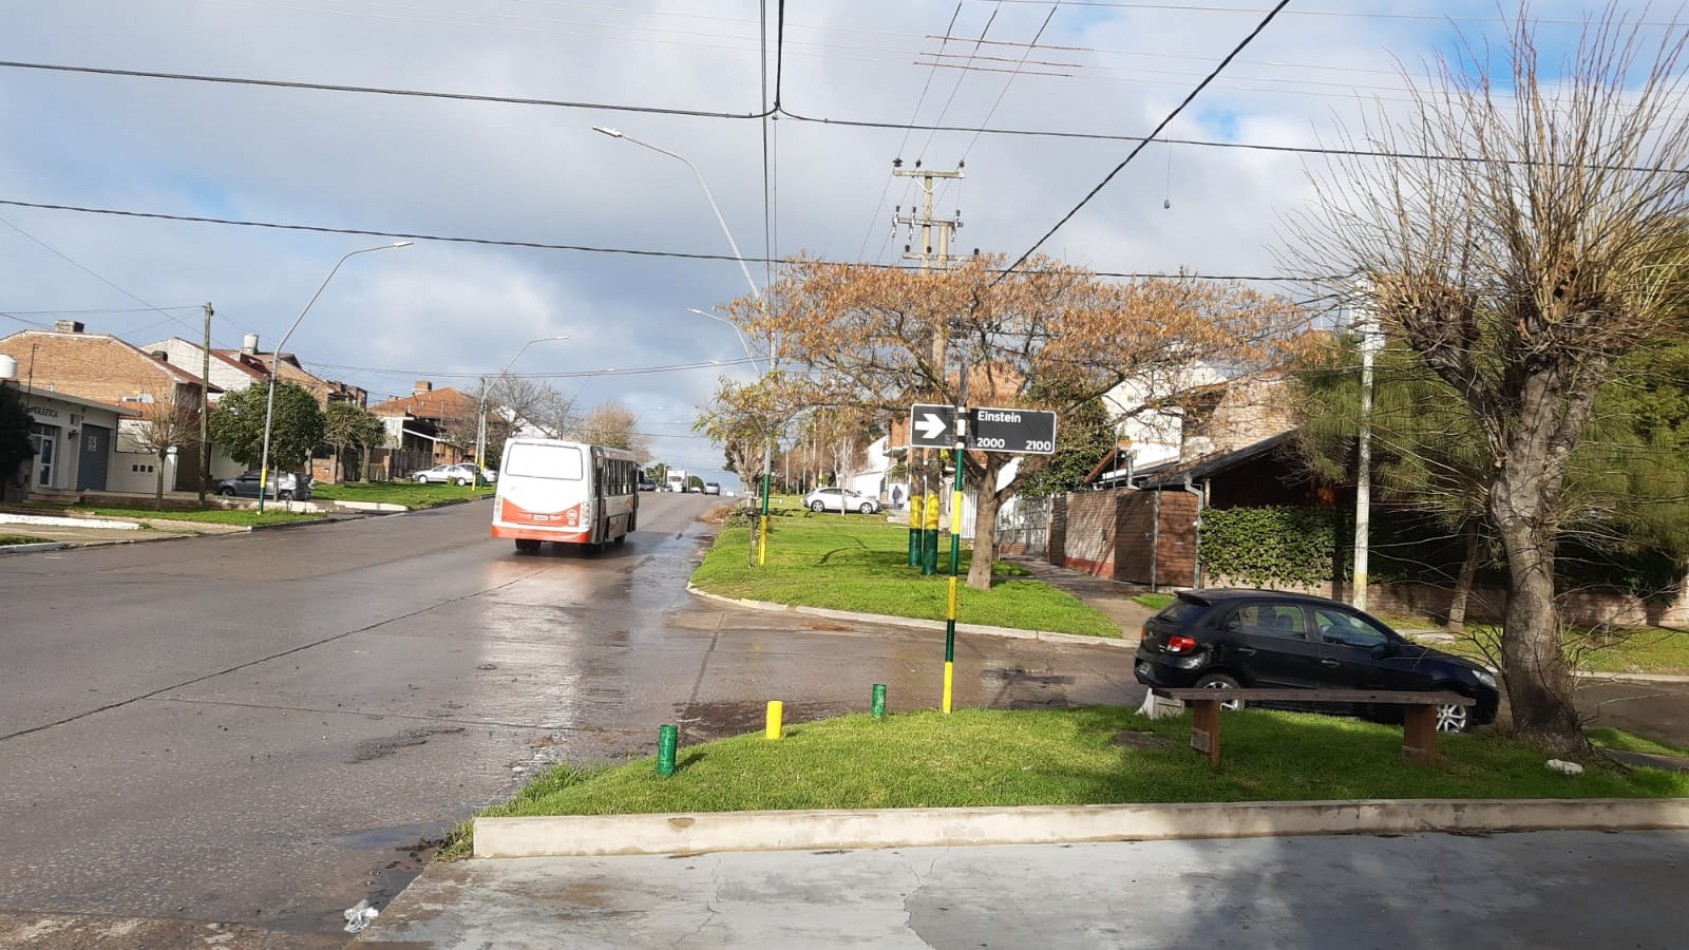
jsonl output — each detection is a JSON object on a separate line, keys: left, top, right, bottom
{"left": 1061, "top": 489, "right": 1120, "bottom": 577}
{"left": 1111, "top": 490, "right": 1199, "bottom": 587}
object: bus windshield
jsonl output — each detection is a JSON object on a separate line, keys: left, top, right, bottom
{"left": 504, "top": 442, "right": 583, "bottom": 480}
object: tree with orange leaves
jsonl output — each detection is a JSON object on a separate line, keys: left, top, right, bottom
{"left": 715, "top": 254, "right": 1304, "bottom": 590}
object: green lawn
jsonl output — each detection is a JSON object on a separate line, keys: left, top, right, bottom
{"left": 1133, "top": 593, "right": 1175, "bottom": 612}
{"left": 20, "top": 502, "right": 322, "bottom": 527}
{"left": 468, "top": 706, "right": 1685, "bottom": 833}
{"left": 1588, "top": 727, "right": 1689, "bottom": 758}
{"left": 311, "top": 481, "right": 494, "bottom": 508}
{"left": 692, "top": 516, "right": 1120, "bottom": 637}
{"left": 0, "top": 534, "right": 52, "bottom": 545}
{"left": 1410, "top": 623, "right": 1689, "bottom": 675}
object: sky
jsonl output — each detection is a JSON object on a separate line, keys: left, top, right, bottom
{"left": 0, "top": 0, "right": 1672, "bottom": 489}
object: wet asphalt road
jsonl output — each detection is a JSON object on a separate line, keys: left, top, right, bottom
{"left": 0, "top": 495, "right": 1141, "bottom": 947}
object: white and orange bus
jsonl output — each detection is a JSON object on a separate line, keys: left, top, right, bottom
{"left": 491, "top": 437, "right": 640, "bottom": 552}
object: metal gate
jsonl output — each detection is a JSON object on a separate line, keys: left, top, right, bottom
{"left": 996, "top": 494, "right": 1051, "bottom": 558}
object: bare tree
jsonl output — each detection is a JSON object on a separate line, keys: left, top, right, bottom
{"left": 1287, "top": 8, "right": 1689, "bottom": 752}
{"left": 571, "top": 401, "right": 652, "bottom": 460}
{"left": 489, "top": 375, "right": 576, "bottom": 440}
{"left": 132, "top": 397, "right": 200, "bottom": 511}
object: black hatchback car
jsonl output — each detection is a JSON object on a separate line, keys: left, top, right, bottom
{"left": 1133, "top": 589, "right": 1499, "bottom": 732}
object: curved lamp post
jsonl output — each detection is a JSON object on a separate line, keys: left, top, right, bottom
{"left": 475, "top": 335, "right": 569, "bottom": 482}
{"left": 258, "top": 241, "right": 411, "bottom": 513}
{"left": 593, "top": 125, "right": 777, "bottom": 563}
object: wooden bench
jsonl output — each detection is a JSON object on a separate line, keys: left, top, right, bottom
{"left": 1151, "top": 688, "right": 1476, "bottom": 766}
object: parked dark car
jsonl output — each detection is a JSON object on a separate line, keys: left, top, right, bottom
{"left": 638, "top": 477, "right": 658, "bottom": 492}
{"left": 215, "top": 470, "right": 312, "bottom": 501}
{"left": 1132, "top": 589, "right": 1499, "bottom": 733}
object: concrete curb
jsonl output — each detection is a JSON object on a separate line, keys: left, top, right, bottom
{"left": 1577, "top": 672, "right": 1689, "bottom": 684}
{"left": 247, "top": 514, "right": 362, "bottom": 532}
{"left": 0, "top": 513, "right": 139, "bottom": 529}
{"left": 685, "top": 586, "right": 1133, "bottom": 649}
{"left": 474, "top": 797, "right": 1689, "bottom": 858}
{"left": 0, "top": 541, "right": 68, "bottom": 555}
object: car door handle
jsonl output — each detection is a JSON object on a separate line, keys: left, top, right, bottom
{"left": 1320, "top": 659, "right": 1341, "bottom": 667}
{"left": 1233, "top": 647, "right": 1257, "bottom": 656}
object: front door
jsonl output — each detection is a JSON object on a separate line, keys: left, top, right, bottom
{"left": 77, "top": 424, "right": 110, "bottom": 491}
{"left": 35, "top": 434, "right": 56, "bottom": 489}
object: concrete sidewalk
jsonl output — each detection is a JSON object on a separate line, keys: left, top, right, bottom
{"left": 1000, "top": 554, "right": 1158, "bottom": 636}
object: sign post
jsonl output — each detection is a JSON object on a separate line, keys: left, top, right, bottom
{"left": 910, "top": 403, "right": 1058, "bottom": 714}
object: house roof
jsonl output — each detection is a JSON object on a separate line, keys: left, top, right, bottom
{"left": 369, "top": 387, "right": 477, "bottom": 420}
{"left": 1, "top": 329, "right": 221, "bottom": 391}
{"left": 1138, "top": 430, "right": 1299, "bottom": 490}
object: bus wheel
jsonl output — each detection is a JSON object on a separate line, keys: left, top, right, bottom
{"left": 615, "top": 534, "right": 626, "bottom": 545}
{"left": 515, "top": 539, "right": 540, "bottom": 553}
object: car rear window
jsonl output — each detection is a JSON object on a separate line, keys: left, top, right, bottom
{"left": 1152, "top": 600, "right": 1203, "bottom": 624}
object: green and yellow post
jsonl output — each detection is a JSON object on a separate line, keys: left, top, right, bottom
{"left": 942, "top": 430, "right": 965, "bottom": 712}
{"left": 921, "top": 484, "right": 941, "bottom": 575}
{"left": 907, "top": 493, "right": 924, "bottom": 567}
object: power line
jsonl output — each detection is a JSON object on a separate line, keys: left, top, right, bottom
{"left": 0, "top": 59, "right": 770, "bottom": 121}
{"left": 0, "top": 194, "right": 1321, "bottom": 282}
{"left": 966, "top": 0, "right": 1687, "bottom": 26}
{"left": 309, "top": 356, "right": 761, "bottom": 379}
{"left": 918, "top": 0, "right": 1004, "bottom": 162}
{"left": 1001, "top": 0, "right": 1286, "bottom": 277}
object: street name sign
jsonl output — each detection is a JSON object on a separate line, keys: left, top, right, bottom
{"left": 969, "top": 406, "right": 1057, "bottom": 455}
{"left": 907, "top": 404, "right": 1057, "bottom": 454}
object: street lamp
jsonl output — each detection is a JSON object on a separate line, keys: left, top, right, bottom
{"left": 475, "top": 336, "right": 570, "bottom": 482}
{"left": 595, "top": 124, "right": 778, "bottom": 564}
{"left": 257, "top": 241, "right": 410, "bottom": 513}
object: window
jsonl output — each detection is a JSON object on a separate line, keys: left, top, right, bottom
{"left": 1152, "top": 600, "right": 1203, "bottom": 625}
{"left": 1313, "top": 608, "right": 1391, "bottom": 649}
{"left": 504, "top": 443, "right": 583, "bottom": 480}
{"left": 1229, "top": 604, "right": 1308, "bottom": 639}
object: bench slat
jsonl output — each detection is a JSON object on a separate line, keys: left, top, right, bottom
{"left": 1153, "top": 688, "right": 1472, "bottom": 706}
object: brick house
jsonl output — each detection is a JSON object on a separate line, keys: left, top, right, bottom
{"left": 146, "top": 333, "right": 369, "bottom": 481}
{"left": 368, "top": 381, "right": 480, "bottom": 478}
{"left": 0, "top": 322, "right": 220, "bottom": 492}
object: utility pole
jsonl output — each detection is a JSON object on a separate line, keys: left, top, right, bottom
{"left": 199, "top": 302, "right": 213, "bottom": 505}
{"left": 1352, "top": 307, "right": 1381, "bottom": 611}
{"left": 891, "top": 161, "right": 963, "bottom": 574}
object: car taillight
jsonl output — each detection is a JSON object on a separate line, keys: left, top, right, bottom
{"left": 1165, "top": 634, "right": 1199, "bottom": 654}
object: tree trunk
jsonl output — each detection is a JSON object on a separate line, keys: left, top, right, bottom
{"left": 154, "top": 451, "right": 166, "bottom": 511}
{"left": 1447, "top": 519, "right": 1482, "bottom": 636}
{"left": 1490, "top": 455, "right": 1589, "bottom": 755}
{"left": 966, "top": 456, "right": 1007, "bottom": 591}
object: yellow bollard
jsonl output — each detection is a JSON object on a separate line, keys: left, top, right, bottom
{"left": 765, "top": 700, "right": 784, "bottom": 739}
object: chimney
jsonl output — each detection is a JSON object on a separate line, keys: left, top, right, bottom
{"left": 242, "top": 332, "right": 260, "bottom": 356}
{"left": 152, "top": 350, "right": 169, "bottom": 363}
{"left": 414, "top": 380, "right": 433, "bottom": 395}
{"left": 55, "top": 320, "right": 85, "bottom": 333}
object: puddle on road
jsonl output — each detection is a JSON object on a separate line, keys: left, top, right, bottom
{"left": 673, "top": 700, "right": 854, "bottom": 743}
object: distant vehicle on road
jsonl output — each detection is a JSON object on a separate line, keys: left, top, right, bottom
{"left": 665, "top": 470, "right": 689, "bottom": 493}
{"left": 637, "top": 476, "right": 658, "bottom": 492}
{"left": 216, "top": 470, "right": 312, "bottom": 501}
{"left": 804, "top": 487, "right": 881, "bottom": 514}
{"left": 493, "top": 437, "right": 640, "bottom": 553}
{"left": 703, "top": 482, "right": 721, "bottom": 495}
{"left": 1132, "top": 589, "right": 1499, "bottom": 733}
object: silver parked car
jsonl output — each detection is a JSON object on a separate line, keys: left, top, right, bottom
{"left": 803, "top": 487, "right": 881, "bottom": 514}
{"left": 412, "top": 462, "right": 490, "bottom": 485}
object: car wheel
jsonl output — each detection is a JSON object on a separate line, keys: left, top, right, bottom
{"left": 278, "top": 490, "right": 294, "bottom": 501}
{"left": 1195, "top": 673, "right": 1245, "bottom": 711}
{"left": 859, "top": 503, "right": 874, "bottom": 514}
{"left": 515, "top": 539, "right": 541, "bottom": 553}
{"left": 453, "top": 477, "right": 467, "bottom": 486}
{"left": 810, "top": 501, "right": 825, "bottom": 512}
{"left": 1434, "top": 700, "right": 1473, "bottom": 733}
{"left": 218, "top": 487, "right": 236, "bottom": 497}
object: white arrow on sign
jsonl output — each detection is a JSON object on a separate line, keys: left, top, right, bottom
{"left": 916, "top": 412, "right": 949, "bottom": 441}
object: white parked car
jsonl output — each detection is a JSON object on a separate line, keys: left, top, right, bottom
{"left": 413, "top": 462, "right": 490, "bottom": 485}
{"left": 804, "top": 487, "right": 882, "bottom": 514}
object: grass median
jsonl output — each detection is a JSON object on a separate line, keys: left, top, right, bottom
{"left": 311, "top": 481, "right": 494, "bottom": 508}
{"left": 19, "top": 502, "right": 322, "bottom": 527}
{"left": 448, "top": 705, "right": 1686, "bottom": 854}
{"left": 0, "top": 533, "right": 52, "bottom": 545}
{"left": 691, "top": 512, "right": 1120, "bottom": 637}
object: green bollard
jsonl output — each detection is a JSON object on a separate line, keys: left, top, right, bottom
{"left": 871, "top": 683, "right": 887, "bottom": 719}
{"left": 657, "top": 724, "right": 678, "bottom": 776}
{"left": 923, "top": 526, "right": 940, "bottom": 575}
